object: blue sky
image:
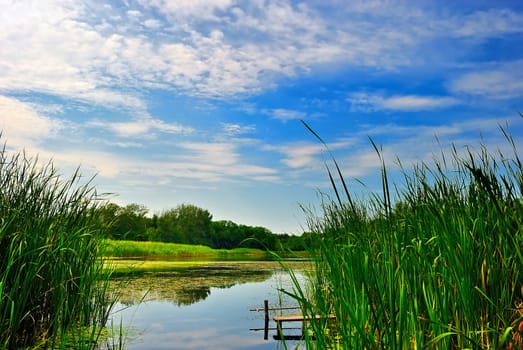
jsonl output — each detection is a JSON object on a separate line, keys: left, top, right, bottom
{"left": 1, "top": 0, "right": 522, "bottom": 233}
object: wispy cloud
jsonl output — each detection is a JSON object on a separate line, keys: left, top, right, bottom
{"left": 87, "top": 117, "right": 193, "bottom": 138}
{"left": 297, "top": 115, "right": 523, "bottom": 182}
{"left": 348, "top": 93, "right": 459, "bottom": 112}
{"left": 275, "top": 143, "right": 325, "bottom": 168}
{"left": 449, "top": 61, "right": 523, "bottom": 99}
{"left": 2, "top": 0, "right": 521, "bottom": 103}
{"left": 267, "top": 108, "right": 307, "bottom": 121}
{"left": 179, "top": 142, "right": 240, "bottom": 167}
{"left": 268, "top": 139, "right": 355, "bottom": 169}
{"left": 221, "top": 123, "right": 255, "bottom": 135}
{"left": 143, "top": 0, "right": 234, "bottom": 21}
{"left": 163, "top": 141, "right": 279, "bottom": 182}
{"left": 363, "top": 116, "right": 517, "bottom": 139}
{"left": 451, "top": 8, "right": 523, "bottom": 38}
{"left": 0, "top": 96, "right": 61, "bottom": 148}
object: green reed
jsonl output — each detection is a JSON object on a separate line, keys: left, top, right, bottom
{"left": 289, "top": 121, "right": 523, "bottom": 349}
{"left": 0, "top": 142, "right": 116, "bottom": 349}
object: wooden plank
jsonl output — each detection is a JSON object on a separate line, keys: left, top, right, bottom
{"left": 273, "top": 313, "right": 335, "bottom": 322}
{"left": 250, "top": 327, "right": 302, "bottom": 331}
{"left": 249, "top": 306, "right": 301, "bottom": 312}
{"left": 273, "top": 334, "right": 306, "bottom": 341}
{"left": 274, "top": 313, "right": 307, "bottom": 322}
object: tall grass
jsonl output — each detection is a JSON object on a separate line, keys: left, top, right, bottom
{"left": 289, "top": 122, "right": 523, "bottom": 349}
{"left": 0, "top": 142, "right": 115, "bottom": 349}
{"left": 102, "top": 239, "right": 268, "bottom": 259}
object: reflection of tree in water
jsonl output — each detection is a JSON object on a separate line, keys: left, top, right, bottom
{"left": 111, "top": 261, "right": 292, "bottom": 306}
{"left": 177, "top": 286, "right": 210, "bottom": 305}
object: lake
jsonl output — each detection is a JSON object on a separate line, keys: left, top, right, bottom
{"left": 108, "top": 261, "right": 310, "bottom": 350}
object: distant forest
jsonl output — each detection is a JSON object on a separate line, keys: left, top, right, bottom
{"left": 92, "top": 202, "right": 311, "bottom": 251}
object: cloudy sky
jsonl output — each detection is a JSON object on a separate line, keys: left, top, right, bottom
{"left": 1, "top": 0, "right": 522, "bottom": 233}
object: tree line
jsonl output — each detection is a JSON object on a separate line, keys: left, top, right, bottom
{"left": 92, "top": 202, "right": 311, "bottom": 251}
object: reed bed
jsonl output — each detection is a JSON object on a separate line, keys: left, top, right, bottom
{"left": 0, "top": 142, "right": 115, "bottom": 349}
{"left": 289, "top": 122, "right": 523, "bottom": 349}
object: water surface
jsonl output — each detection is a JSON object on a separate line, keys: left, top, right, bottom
{"left": 109, "top": 261, "right": 309, "bottom": 349}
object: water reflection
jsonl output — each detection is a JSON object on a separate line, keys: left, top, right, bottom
{"left": 109, "top": 261, "right": 309, "bottom": 350}
{"left": 111, "top": 262, "right": 277, "bottom": 306}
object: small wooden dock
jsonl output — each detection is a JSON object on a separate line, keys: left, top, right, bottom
{"left": 250, "top": 300, "right": 336, "bottom": 340}
{"left": 273, "top": 313, "right": 336, "bottom": 340}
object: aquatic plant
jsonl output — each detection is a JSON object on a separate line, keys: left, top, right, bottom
{"left": 0, "top": 140, "right": 115, "bottom": 349}
{"left": 290, "top": 120, "right": 523, "bottom": 349}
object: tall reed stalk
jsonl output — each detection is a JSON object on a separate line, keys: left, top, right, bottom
{"left": 290, "top": 121, "right": 523, "bottom": 349}
{"left": 0, "top": 140, "right": 115, "bottom": 349}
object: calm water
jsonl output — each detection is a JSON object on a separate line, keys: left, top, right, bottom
{"left": 108, "top": 261, "right": 310, "bottom": 350}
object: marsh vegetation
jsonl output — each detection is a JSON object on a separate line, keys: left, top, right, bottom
{"left": 288, "top": 121, "right": 523, "bottom": 349}
{"left": 0, "top": 143, "right": 114, "bottom": 349}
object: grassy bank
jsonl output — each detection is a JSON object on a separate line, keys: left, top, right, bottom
{"left": 102, "top": 239, "right": 269, "bottom": 259}
{"left": 0, "top": 144, "right": 115, "bottom": 348}
{"left": 289, "top": 123, "right": 523, "bottom": 349}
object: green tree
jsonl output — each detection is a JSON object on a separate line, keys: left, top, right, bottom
{"left": 92, "top": 202, "right": 120, "bottom": 237}
{"left": 210, "top": 220, "right": 245, "bottom": 249}
{"left": 153, "top": 208, "right": 186, "bottom": 243}
{"left": 119, "top": 203, "right": 149, "bottom": 240}
{"left": 174, "top": 204, "right": 213, "bottom": 245}
{"left": 241, "top": 225, "right": 277, "bottom": 250}
{"left": 94, "top": 202, "right": 149, "bottom": 240}
{"left": 151, "top": 204, "right": 212, "bottom": 245}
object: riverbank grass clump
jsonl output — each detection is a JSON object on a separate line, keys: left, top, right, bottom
{"left": 102, "top": 239, "right": 269, "bottom": 259}
{"left": 293, "top": 123, "right": 523, "bottom": 349}
{"left": 0, "top": 142, "right": 114, "bottom": 349}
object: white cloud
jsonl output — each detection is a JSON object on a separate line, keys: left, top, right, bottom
{"left": 293, "top": 115, "right": 523, "bottom": 183}
{"left": 127, "top": 10, "right": 142, "bottom": 19}
{"left": 348, "top": 93, "right": 459, "bottom": 111}
{"left": 0, "top": 0, "right": 149, "bottom": 110}
{"left": 2, "top": 0, "right": 521, "bottom": 103}
{"left": 221, "top": 123, "right": 255, "bottom": 135}
{"left": 52, "top": 149, "right": 124, "bottom": 177}
{"left": 363, "top": 116, "right": 519, "bottom": 142}
{"left": 381, "top": 95, "right": 459, "bottom": 110}
{"left": 0, "top": 96, "right": 60, "bottom": 148}
{"left": 179, "top": 142, "right": 239, "bottom": 166}
{"left": 268, "top": 108, "right": 307, "bottom": 121}
{"left": 338, "top": 149, "right": 387, "bottom": 178}
{"left": 140, "top": 0, "right": 235, "bottom": 21}
{"left": 451, "top": 8, "right": 523, "bottom": 38}
{"left": 88, "top": 117, "right": 193, "bottom": 138}
{"left": 143, "top": 18, "right": 162, "bottom": 29}
{"left": 355, "top": 115, "right": 523, "bottom": 173}
{"left": 269, "top": 139, "right": 354, "bottom": 169}
{"left": 277, "top": 143, "right": 325, "bottom": 168}
{"left": 449, "top": 62, "right": 523, "bottom": 99}
{"left": 134, "top": 143, "right": 279, "bottom": 183}
{"left": 0, "top": 0, "right": 415, "bottom": 101}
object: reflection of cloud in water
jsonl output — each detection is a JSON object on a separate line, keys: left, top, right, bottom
{"left": 108, "top": 262, "right": 311, "bottom": 350}
{"left": 138, "top": 327, "right": 270, "bottom": 350}
{"left": 111, "top": 261, "right": 297, "bottom": 306}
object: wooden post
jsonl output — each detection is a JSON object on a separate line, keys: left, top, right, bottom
{"left": 263, "top": 299, "right": 269, "bottom": 340}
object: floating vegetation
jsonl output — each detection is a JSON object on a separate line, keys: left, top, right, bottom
{"left": 109, "top": 261, "right": 307, "bottom": 306}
